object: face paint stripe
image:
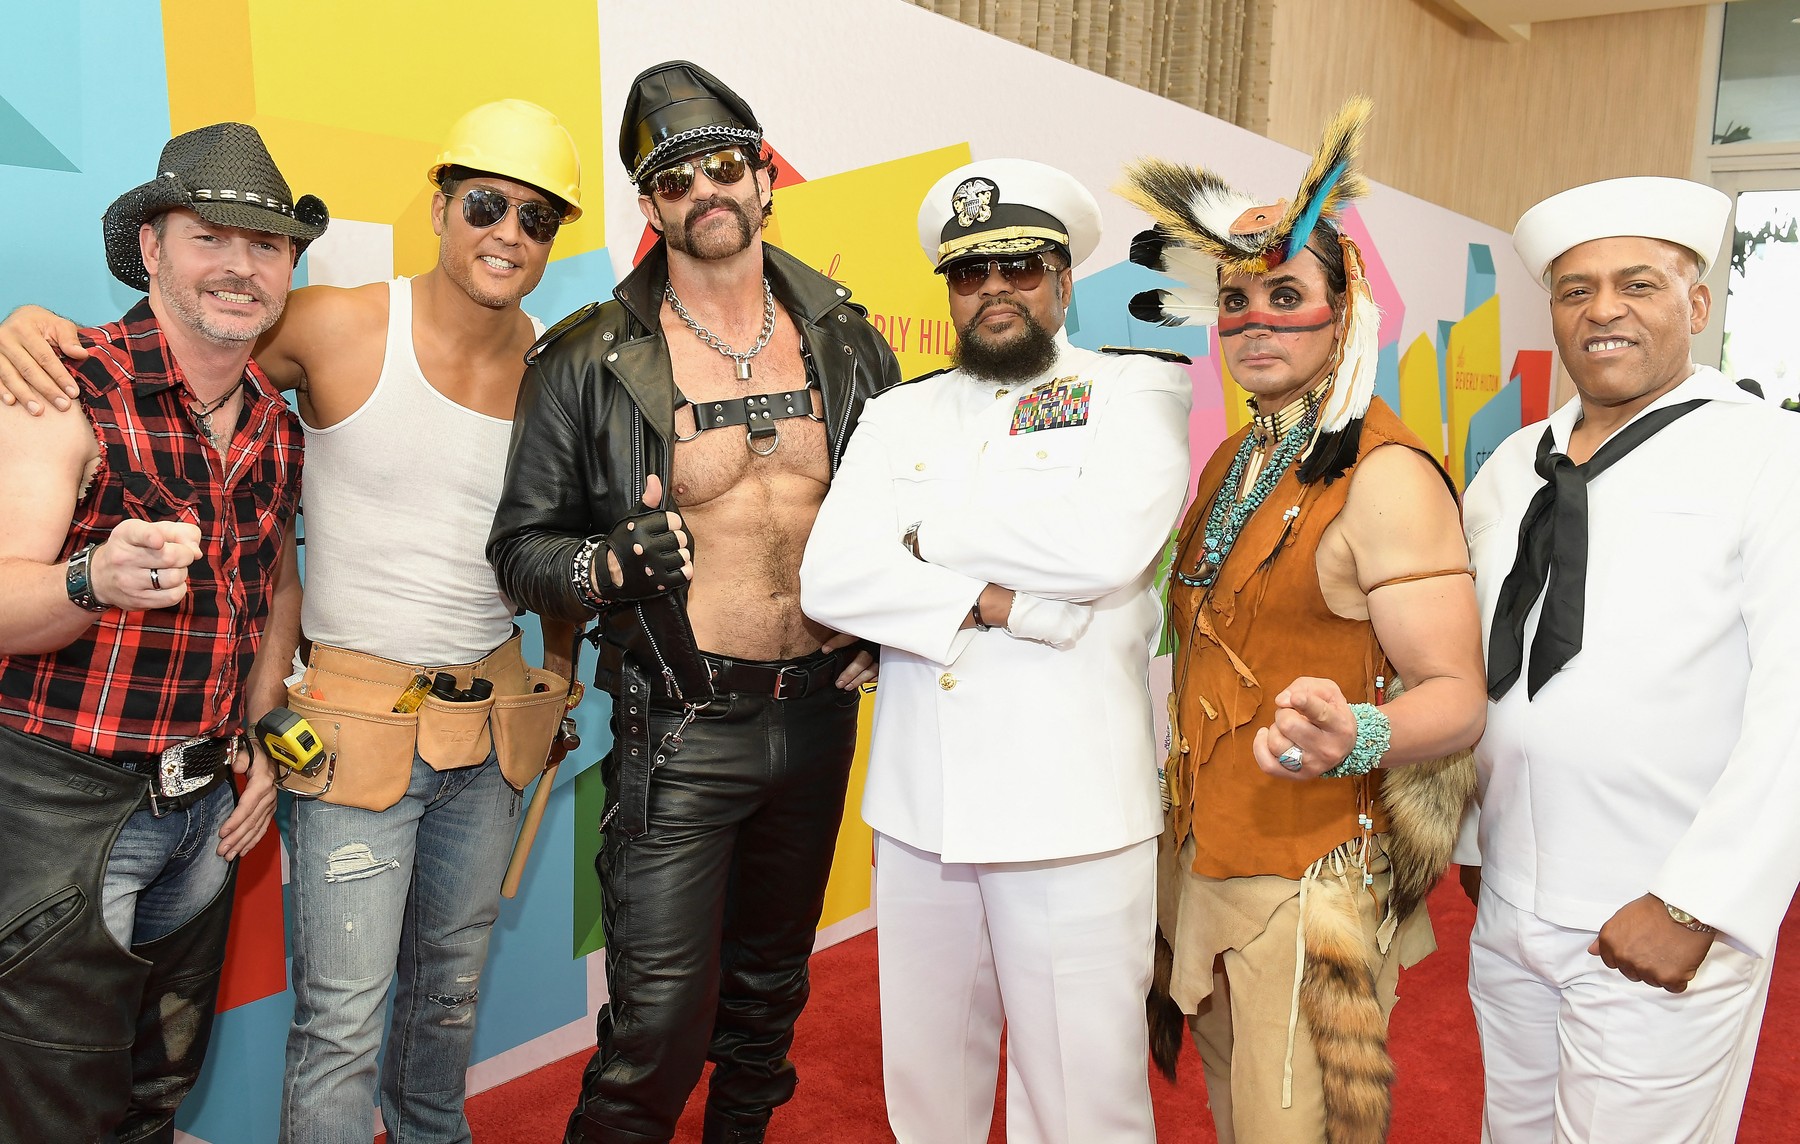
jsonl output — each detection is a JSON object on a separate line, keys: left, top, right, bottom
{"left": 1218, "top": 308, "right": 1336, "bottom": 338}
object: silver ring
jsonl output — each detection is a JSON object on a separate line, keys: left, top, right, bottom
{"left": 1278, "top": 746, "right": 1304, "bottom": 772}
{"left": 149, "top": 567, "right": 162, "bottom": 591}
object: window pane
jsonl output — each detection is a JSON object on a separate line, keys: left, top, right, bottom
{"left": 1715, "top": 0, "right": 1800, "bottom": 145}
{"left": 1722, "top": 188, "right": 1800, "bottom": 401}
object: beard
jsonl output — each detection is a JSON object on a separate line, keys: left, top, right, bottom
{"left": 664, "top": 193, "right": 759, "bottom": 261}
{"left": 158, "top": 266, "right": 284, "bottom": 345}
{"left": 954, "top": 299, "right": 1059, "bottom": 382}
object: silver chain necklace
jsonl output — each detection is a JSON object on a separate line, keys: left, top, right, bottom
{"left": 665, "top": 278, "right": 776, "bottom": 381}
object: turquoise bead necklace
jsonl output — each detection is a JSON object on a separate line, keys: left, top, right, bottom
{"left": 1177, "top": 389, "right": 1322, "bottom": 589}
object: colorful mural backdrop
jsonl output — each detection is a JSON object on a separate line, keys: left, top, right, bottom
{"left": 0, "top": 1, "right": 1550, "bottom": 1139}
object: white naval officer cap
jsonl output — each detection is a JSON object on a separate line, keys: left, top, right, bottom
{"left": 917, "top": 157, "right": 1102, "bottom": 271}
{"left": 1512, "top": 175, "right": 1732, "bottom": 288}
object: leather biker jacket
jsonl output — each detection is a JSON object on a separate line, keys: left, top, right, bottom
{"left": 487, "top": 241, "right": 900, "bottom": 713}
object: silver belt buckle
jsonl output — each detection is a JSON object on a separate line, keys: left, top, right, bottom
{"left": 158, "top": 735, "right": 229, "bottom": 798}
{"left": 771, "top": 664, "right": 809, "bottom": 700}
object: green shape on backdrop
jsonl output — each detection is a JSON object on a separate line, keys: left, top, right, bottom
{"left": 573, "top": 762, "right": 609, "bottom": 958}
{"left": 0, "top": 94, "right": 78, "bottom": 172}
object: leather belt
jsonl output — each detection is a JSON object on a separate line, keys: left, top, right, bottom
{"left": 115, "top": 735, "right": 237, "bottom": 816}
{"left": 700, "top": 650, "right": 845, "bottom": 702}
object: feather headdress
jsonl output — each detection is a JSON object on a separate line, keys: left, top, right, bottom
{"left": 1116, "top": 97, "right": 1382, "bottom": 477}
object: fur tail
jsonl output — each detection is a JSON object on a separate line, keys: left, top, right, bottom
{"left": 1380, "top": 748, "right": 1476, "bottom": 925}
{"left": 1301, "top": 875, "right": 1393, "bottom": 1144}
{"left": 1147, "top": 928, "right": 1185, "bottom": 1082}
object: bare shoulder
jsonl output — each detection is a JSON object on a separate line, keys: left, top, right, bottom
{"left": 1341, "top": 443, "right": 1466, "bottom": 586}
{"left": 0, "top": 398, "right": 95, "bottom": 559}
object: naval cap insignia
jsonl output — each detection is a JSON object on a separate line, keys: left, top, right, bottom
{"left": 952, "top": 178, "right": 996, "bottom": 228}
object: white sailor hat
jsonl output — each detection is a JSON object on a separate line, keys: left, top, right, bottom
{"left": 1512, "top": 176, "right": 1732, "bottom": 288}
{"left": 917, "top": 158, "right": 1102, "bottom": 271}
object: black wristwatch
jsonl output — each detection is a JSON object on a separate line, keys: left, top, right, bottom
{"left": 66, "top": 542, "right": 107, "bottom": 612}
{"left": 971, "top": 596, "right": 992, "bottom": 632}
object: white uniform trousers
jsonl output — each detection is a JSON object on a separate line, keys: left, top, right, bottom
{"left": 873, "top": 832, "right": 1157, "bottom": 1144}
{"left": 1468, "top": 882, "right": 1773, "bottom": 1144}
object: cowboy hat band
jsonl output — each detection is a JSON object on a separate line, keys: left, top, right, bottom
{"left": 103, "top": 122, "right": 329, "bottom": 291}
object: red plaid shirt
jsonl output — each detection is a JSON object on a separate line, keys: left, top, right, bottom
{"left": 0, "top": 300, "right": 302, "bottom": 760}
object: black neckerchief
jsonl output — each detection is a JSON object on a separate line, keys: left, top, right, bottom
{"left": 1487, "top": 398, "right": 1709, "bottom": 700}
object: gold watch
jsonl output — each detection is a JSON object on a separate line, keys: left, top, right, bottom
{"left": 1665, "top": 903, "right": 1715, "bottom": 934}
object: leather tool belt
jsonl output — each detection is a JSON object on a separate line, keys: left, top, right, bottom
{"left": 280, "top": 628, "right": 569, "bottom": 811}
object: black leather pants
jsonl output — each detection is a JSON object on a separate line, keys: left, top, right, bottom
{"left": 565, "top": 680, "right": 860, "bottom": 1144}
{"left": 0, "top": 725, "right": 237, "bottom": 1144}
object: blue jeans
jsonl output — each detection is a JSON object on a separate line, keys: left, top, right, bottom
{"left": 102, "top": 780, "right": 236, "bottom": 947}
{"left": 281, "top": 754, "right": 519, "bottom": 1144}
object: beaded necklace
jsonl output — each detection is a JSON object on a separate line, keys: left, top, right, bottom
{"left": 1176, "top": 392, "right": 1321, "bottom": 589}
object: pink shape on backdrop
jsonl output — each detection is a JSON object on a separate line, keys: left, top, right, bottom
{"left": 1338, "top": 205, "right": 1404, "bottom": 348}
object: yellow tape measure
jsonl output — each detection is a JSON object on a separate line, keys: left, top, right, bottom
{"left": 257, "top": 707, "right": 324, "bottom": 776}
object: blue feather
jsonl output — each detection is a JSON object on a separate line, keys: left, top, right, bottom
{"left": 1284, "top": 159, "right": 1348, "bottom": 263}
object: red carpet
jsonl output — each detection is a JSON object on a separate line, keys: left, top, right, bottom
{"left": 464, "top": 872, "right": 1800, "bottom": 1141}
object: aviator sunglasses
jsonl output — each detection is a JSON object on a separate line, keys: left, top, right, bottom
{"left": 944, "top": 254, "right": 1055, "bottom": 296}
{"left": 644, "top": 148, "right": 753, "bottom": 201}
{"left": 451, "top": 187, "right": 563, "bottom": 244}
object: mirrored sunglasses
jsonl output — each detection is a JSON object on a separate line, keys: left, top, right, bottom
{"left": 944, "top": 254, "right": 1053, "bottom": 296}
{"left": 454, "top": 187, "right": 562, "bottom": 244}
{"left": 644, "top": 149, "right": 753, "bottom": 201}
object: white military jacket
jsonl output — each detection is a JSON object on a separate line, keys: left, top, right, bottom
{"left": 1463, "top": 367, "right": 1800, "bottom": 957}
{"left": 800, "top": 332, "right": 1192, "bottom": 863}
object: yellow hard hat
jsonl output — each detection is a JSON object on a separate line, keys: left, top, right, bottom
{"left": 429, "top": 99, "right": 583, "bottom": 221}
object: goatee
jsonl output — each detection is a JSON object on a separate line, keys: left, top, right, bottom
{"left": 954, "top": 303, "right": 1059, "bottom": 382}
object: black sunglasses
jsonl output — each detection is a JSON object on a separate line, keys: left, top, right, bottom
{"left": 643, "top": 148, "right": 753, "bottom": 201}
{"left": 452, "top": 187, "right": 562, "bottom": 244}
{"left": 944, "top": 254, "right": 1056, "bottom": 296}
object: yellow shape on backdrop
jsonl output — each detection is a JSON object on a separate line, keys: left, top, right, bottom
{"left": 771, "top": 144, "right": 972, "bottom": 381}
{"left": 159, "top": 0, "right": 605, "bottom": 274}
{"left": 1446, "top": 295, "right": 1502, "bottom": 490}
{"left": 1398, "top": 332, "right": 1445, "bottom": 465}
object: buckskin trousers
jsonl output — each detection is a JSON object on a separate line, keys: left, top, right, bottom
{"left": 565, "top": 680, "right": 861, "bottom": 1144}
{"left": 0, "top": 725, "right": 237, "bottom": 1144}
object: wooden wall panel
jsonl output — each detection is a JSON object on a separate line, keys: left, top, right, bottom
{"left": 1265, "top": 0, "right": 1709, "bottom": 230}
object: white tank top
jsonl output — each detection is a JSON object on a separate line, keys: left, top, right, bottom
{"left": 298, "top": 277, "right": 542, "bottom": 665}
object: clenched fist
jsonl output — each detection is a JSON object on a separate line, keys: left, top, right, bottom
{"left": 90, "top": 519, "right": 203, "bottom": 610}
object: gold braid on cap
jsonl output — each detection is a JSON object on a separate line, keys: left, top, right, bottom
{"left": 1115, "top": 97, "right": 1382, "bottom": 470}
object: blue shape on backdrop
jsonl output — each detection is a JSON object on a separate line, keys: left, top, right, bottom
{"left": 0, "top": 94, "right": 79, "bottom": 172}
{"left": 528, "top": 247, "right": 620, "bottom": 332}
{"left": 1465, "top": 243, "right": 1496, "bottom": 315}
{"left": 1065, "top": 261, "right": 1212, "bottom": 361}
{"left": 0, "top": 3, "right": 170, "bottom": 325}
{"left": 178, "top": 990, "right": 293, "bottom": 1141}
{"left": 1374, "top": 340, "right": 1400, "bottom": 412}
{"left": 1465, "top": 375, "right": 1522, "bottom": 486}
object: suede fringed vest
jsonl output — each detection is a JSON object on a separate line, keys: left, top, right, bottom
{"left": 1168, "top": 398, "right": 1436, "bottom": 879}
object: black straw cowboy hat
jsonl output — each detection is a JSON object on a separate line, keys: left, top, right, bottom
{"left": 103, "top": 122, "right": 330, "bottom": 290}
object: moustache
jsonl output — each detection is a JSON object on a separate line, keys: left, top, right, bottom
{"left": 684, "top": 196, "right": 749, "bottom": 230}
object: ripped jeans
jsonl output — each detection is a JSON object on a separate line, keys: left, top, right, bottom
{"left": 281, "top": 752, "right": 518, "bottom": 1144}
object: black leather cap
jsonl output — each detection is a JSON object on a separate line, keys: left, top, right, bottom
{"left": 620, "top": 60, "right": 762, "bottom": 183}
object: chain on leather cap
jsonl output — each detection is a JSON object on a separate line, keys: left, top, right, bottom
{"left": 620, "top": 60, "right": 763, "bottom": 182}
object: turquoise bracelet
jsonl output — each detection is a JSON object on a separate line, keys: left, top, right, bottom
{"left": 1322, "top": 702, "right": 1389, "bottom": 778}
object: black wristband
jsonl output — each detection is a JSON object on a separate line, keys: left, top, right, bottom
{"left": 971, "top": 597, "right": 992, "bottom": 632}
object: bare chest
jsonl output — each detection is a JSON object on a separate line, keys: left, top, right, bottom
{"left": 663, "top": 314, "right": 828, "bottom": 507}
